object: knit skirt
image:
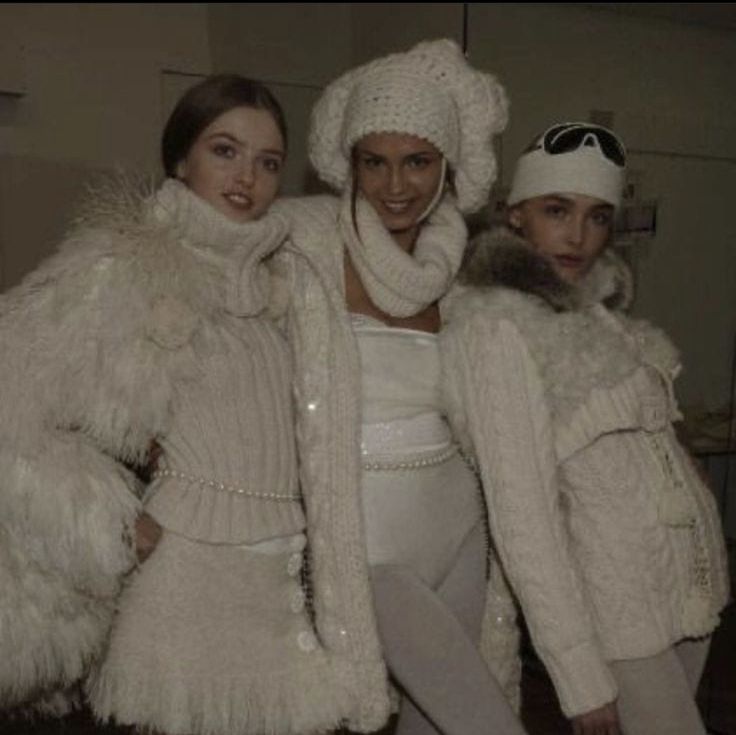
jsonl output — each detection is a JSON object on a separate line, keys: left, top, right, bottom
{"left": 86, "top": 530, "right": 347, "bottom": 735}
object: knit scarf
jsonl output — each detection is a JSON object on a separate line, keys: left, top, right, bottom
{"left": 152, "top": 178, "right": 288, "bottom": 317}
{"left": 339, "top": 185, "right": 468, "bottom": 318}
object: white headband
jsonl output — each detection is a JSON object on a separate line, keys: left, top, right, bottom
{"left": 507, "top": 123, "right": 626, "bottom": 208}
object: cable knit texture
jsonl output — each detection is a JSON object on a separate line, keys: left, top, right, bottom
{"left": 440, "top": 228, "right": 730, "bottom": 717}
{"left": 0, "top": 179, "right": 352, "bottom": 733}
{"left": 272, "top": 195, "right": 525, "bottom": 722}
{"left": 308, "top": 38, "right": 509, "bottom": 214}
{"left": 340, "top": 185, "right": 468, "bottom": 317}
{"left": 271, "top": 195, "right": 391, "bottom": 732}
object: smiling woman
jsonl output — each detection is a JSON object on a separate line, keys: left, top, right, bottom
{"left": 352, "top": 133, "right": 445, "bottom": 250}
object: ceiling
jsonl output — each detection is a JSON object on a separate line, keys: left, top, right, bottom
{"left": 583, "top": 3, "right": 736, "bottom": 31}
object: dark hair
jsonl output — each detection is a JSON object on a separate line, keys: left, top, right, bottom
{"left": 161, "top": 74, "right": 288, "bottom": 177}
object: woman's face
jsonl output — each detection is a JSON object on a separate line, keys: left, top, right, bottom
{"left": 353, "top": 132, "right": 443, "bottom": 250}
{"left": 176, "top": 105, "right": 285, "bottom": 223}
{"left": 508, "top": 193, "right": 614, "bottom": 283}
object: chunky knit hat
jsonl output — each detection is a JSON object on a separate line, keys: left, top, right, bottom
{"left": 507, "top": 122, "right": 627, "bottom": 208}
{"left": 308, "top": 39, "right": 509, "bottom": 214}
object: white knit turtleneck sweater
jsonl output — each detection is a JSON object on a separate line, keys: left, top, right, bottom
{"left": 142, "top": 180, "right": 305, "bottom": 544}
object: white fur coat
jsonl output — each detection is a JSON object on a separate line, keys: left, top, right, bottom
{"left": 0, "top": 179, "right": 270, "bottom": 709}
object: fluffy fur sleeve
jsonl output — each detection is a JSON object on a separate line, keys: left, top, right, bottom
{"left": 0, "top": 211, "right": 194, "bottom": 707}
{"left": 442, "top": 309, "right": 619, "bottom": 718}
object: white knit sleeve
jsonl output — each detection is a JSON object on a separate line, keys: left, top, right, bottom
{"left": 445, "top": 314, "right": 618, "bottom": 718}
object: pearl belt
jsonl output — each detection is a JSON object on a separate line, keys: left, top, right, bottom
{"left": 362, "top": 444, "right": 458, "bottom": 472}
{"left": 151, "top": 468, "right": 301, "bottom": 502}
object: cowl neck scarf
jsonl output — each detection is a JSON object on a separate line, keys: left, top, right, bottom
{"left": 338, "top": 184, "right": 468, "bottom": 318}
{"left": 152, "top": 178, "right": 287, "bottom": 316}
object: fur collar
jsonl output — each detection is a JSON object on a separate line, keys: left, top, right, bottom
{"left": 70, "top": 176, "right": 287, "bottom": 318}
{"left": 459, "top": 226, "right": 633, "bottom": 312}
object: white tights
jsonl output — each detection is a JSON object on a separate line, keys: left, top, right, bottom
{"left": 611, "top": 637, "right": 711, "bottom": 735}
{"left": 370, "top": 522, "right": 528, "bottom": 735}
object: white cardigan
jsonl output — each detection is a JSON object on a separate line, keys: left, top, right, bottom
{"left": 441, "top": 229, "right": 730, "bottom": 717}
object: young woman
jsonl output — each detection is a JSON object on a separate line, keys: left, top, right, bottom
{"left": 441, "top": 122, "right": 730, "bottom": 735}
{"left": 272, "top": 39, "right": 527, "bottom": 735}
{"left": 0, "top": 75, "right": 348, "bottom": 735}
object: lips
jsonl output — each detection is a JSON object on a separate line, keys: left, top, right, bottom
{"left": 554, "top": 254, "right": 586, "bottom": 269}
{"left": 224, "top": 191, "right": 253, "bottom": 210}
{"left": 381, "top": 199, "right": 414, "bottom": 215}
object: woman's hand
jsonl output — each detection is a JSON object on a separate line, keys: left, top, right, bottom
{"left": 571, "top": 701, "right": 621, "bottom": 735}
{"left": 134, "top": 512, "right": 162, "bottom": 563}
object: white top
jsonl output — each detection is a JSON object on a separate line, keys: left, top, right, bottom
{"left": 351, "top": 313, "right": 451, "bottom": 454}
{"left": 351, "top": 314, "right": 482, "bottom": 586}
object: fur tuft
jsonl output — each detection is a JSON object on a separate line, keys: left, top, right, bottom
{"left": 69, "top": 170, "right": 158, "bottom": 236}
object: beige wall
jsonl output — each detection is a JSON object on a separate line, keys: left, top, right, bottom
{"left": 0, "top": 3, "right": 210, "bottom": 288}
{"left": 207, "top": 3, "right": 352, "bottom": 195}
{"left": 350, "top": 3, "right": 463, "bottom": 65}
{"left": 2, "top": 2, "right": 735, "bottom": 417}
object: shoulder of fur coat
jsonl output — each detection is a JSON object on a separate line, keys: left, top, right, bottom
{"left": 455, "top": 225, "right": 634, "bottom": 311}
{"left": 0, "top": 178, "right": 212, "bottom": 462}
{"left": 0, "top": 179, "right": 197, "bottom": 707}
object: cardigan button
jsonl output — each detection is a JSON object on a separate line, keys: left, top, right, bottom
{"left": 290, "top": 588, "right": 306, "bottom": 613}
{"left": 297, "top": 630, "right": 318, "bottom": 653}
{"left": 287, "top": 552, "right": 303, "bottom": 577}
{"left": 641, "top": 398, "right": 667, "bottom": 432}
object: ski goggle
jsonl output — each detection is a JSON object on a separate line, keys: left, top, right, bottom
{"left": 529, "top": 123, "right": 626, "bottom": 167}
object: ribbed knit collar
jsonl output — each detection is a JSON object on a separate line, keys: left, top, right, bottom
{"left": 339, "top": 184, "right": 468, "bottom": 318}
{"left": 151, "top": 179, "right": 287, "bottom": 316}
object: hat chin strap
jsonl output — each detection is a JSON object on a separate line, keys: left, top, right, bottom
{"left": 416, "top": 158, "right": 447, "bottom": 224}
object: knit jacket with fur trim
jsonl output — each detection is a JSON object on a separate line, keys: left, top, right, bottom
{"left": 270, "top": 196, "right": 523, "bottom": 724}
{"left": 0, "top": 180, "right": 353, "bottom": 734}
{"left": 440, "top": 228, "right": 730, "bottom": 718}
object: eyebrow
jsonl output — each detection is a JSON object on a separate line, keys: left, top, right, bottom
{"left": 541, "top": 195, "right": 573, "bottom": 204}
{"left": 542, "top": 195, "right": 613, "bottom": 210}
{"left": 205, "top": 131, "right": 284, "bottom": 157}
{"left": 355, "top": 146, "right": 438, "bottom": 157}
